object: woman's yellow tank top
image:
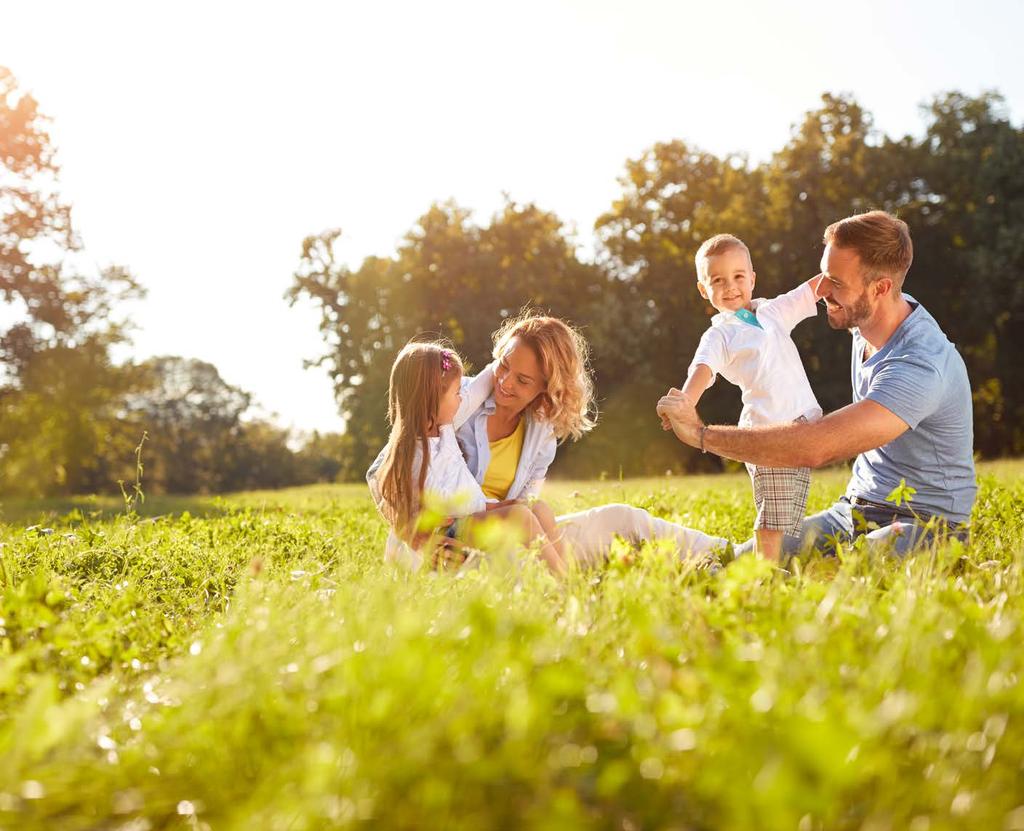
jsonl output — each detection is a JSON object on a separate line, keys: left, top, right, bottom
{"left": 481, "top": 418, "right": 526, "bottom": 500}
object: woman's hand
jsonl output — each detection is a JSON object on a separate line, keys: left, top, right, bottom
{"left": 485, "top": 498, "right": 524, "bottom": 511}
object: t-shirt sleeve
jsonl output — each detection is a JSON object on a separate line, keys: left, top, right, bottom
{"left": 865, "top": 355, "right": 944, "bottom": 429}
{"left": 758, "top": 282, "right": 818, "bottom": 333}
{"left": 688, "top": 328, "right": 728, "bottom": 384}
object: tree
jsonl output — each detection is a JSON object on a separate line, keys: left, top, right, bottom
{"left": 123, "top": 356, "right": 252, "bottom": 493}
{"left": 293, "top": 431, "right": 355, "bottom": 484}
{"left": 756, "top": 93, "right": 919, "bottom": 413}
{"left": 907, "top": 91, "right": 1024, "bottom": 455}
{"left": 289, "top": 198, "right": 605, "bottom": 476}
{"left": 591, "top": 140, "right": 771, "bottom": 472}
{"left": 0, "top": 67, "right": 140, "bottom": 371}
{"left": 222, "top": 420, "right": 302, "bottom": 492}
{"left": 0, "top": 342, "right": 143, "bottom": 497}
{"left": 0, "top": 66, "right": 143, "bottom": 496}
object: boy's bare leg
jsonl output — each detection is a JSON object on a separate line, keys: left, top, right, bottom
{"left": 754, "top": 528, "right": 783, "bottom": 562}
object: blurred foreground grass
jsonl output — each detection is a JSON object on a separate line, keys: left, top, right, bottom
{"left": 1, "top": 462, "right": 1023, "bottom": 830}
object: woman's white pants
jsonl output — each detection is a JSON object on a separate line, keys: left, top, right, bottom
{"left": 554, "top": 503, "right": 727, "bottom": 568}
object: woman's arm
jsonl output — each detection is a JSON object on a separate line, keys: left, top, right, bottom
{"left": 422, "top": 425, "right": 489, "bottom": 516}
{"left": 520, "top": 425, "right": 558, "bottom": 500}
{"left": 485, "top": 498, "right": 524, "bottom": 510}
{"left": 454, "top": 360, "right": 496, "bottom": 429}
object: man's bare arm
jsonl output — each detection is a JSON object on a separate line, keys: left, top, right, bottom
{"left": 657, "top": 390, "right": 909, "bottom": 468}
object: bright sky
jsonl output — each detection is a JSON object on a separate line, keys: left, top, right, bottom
{"left": 3, "top": 0, "right": 1022, "bottom": 434}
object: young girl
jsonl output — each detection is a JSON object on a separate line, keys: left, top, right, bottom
{"left": 368, "top": 340, "right": 567, "bottom": 575}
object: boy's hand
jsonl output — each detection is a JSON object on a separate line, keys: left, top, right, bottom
{"left": 810, "top": 272, "right": 828, "bottom": 300}
{"left": 657, "top": 390, "right": 678, "bottom": 429}
{"left": 656, "top": 388, "right": 691, "bottom": 421}
{"left": 656, "top": 388, "right": 703, "bottom": 447}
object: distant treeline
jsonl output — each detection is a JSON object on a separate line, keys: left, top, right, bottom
{"left": 293, "top": 91, "right": 1024, "bottom": 480}
{"left": 3, "top": 61, "right": 1022, "bottom": 495}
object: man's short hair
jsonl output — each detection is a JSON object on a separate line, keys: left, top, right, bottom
{"left": 694, "top": 233, "right": 751, "bottom": 281}
{"left": 823, "top": 211, "right": 913, "bottom": 287}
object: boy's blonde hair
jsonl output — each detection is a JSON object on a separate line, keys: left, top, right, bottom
{"left": 491, "top": 311, "right": 597, "bottom": 442}
{"left": 694, "top": 234, "right": 752, "bottom": 282}
{"left": 378, "top": 340, "right": 464, "bottom": 535}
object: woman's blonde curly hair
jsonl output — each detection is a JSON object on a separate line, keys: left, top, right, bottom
{"left": 491, "top": 311, "right": 597, "bottom": 441}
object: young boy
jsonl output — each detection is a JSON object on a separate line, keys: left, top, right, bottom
{"left": 665, "top": 234, "right": 821, "bottom": 561}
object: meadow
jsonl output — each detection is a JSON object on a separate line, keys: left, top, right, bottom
{"left": 1, "top": 461, "right": 1023, "bottom": 830}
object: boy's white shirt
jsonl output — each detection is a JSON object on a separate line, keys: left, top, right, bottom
{"left": 366, "top": 362, "right": 496, "bottom": 570}
{"left": 688, "top": 282, "right": 822, "bottom": 427}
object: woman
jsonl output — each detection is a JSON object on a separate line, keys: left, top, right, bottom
{"left": 453, "top": 312, "right": 726, "bottom": 568}
{"left": 368, "top": 312, "right": 728, "bottom": 570}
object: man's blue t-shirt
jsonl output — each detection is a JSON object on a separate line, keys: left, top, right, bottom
{"left": 846, "top": 295, "right": 976, "bottom": 525}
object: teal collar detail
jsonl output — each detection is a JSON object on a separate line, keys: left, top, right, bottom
{"left": 733, "top": 307, "right": 763, "bottom": 329}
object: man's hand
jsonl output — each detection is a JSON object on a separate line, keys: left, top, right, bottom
{"left": 656, "top": 388, "right": 703, "bottom": 448}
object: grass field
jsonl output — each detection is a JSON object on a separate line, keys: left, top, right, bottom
{"left": 1, "top": 461, "right": 1023, "bottom": 830}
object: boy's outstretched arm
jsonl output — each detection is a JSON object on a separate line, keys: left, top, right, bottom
{"left": 681, "top": 363, "right": 714, "bottom": 405}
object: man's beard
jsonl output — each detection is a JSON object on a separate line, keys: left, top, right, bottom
{"left": 824, "top": 292, "right": 872, "bottom": 330}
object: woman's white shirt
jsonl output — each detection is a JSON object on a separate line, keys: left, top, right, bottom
{"left": 455, "top": 399, "right": 556, "bottom": 502}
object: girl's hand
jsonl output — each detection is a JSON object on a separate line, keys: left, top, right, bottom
{"left": 431, "top": 538, "right": 472, "bottom": 571}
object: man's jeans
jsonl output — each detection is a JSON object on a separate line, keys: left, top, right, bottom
{"left": 736, "top": 496, "right": 969, "bottom": 558}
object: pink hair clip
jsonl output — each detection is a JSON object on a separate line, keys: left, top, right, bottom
{"left": 440, "top": 350, "right": 453, "bottom": 373}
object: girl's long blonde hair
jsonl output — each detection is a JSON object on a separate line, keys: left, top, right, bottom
{"left": 378, "top": 340, "right": 464, "bottom": 536}
{"left": 492, "top": 311, "right": 597, "bottom": 441}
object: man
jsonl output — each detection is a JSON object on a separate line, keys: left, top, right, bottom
{"left": 657, "top": 211, "right": 976, "bottom": 556}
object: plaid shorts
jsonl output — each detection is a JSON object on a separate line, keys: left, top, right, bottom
{"left": 745, "top": 463, "right": 811, "bottom": 535}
